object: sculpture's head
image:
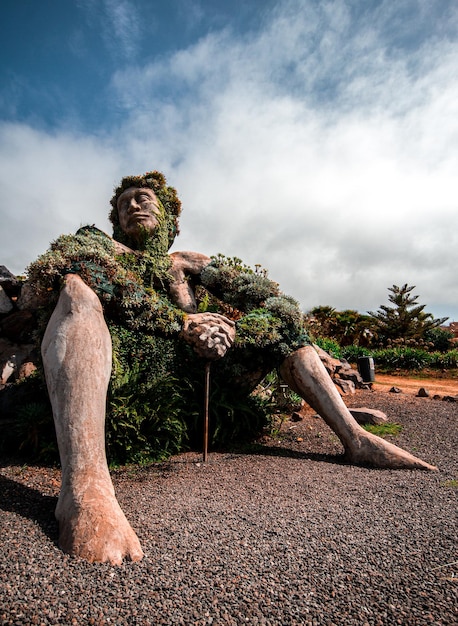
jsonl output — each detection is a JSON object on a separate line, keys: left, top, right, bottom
{"left": 109, "top": 171, "right": 181, "bottom": 249}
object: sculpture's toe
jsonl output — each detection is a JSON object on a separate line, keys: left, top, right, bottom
{"left": 346, "top": 431, "right": 438, "bottom": 471}
{"left": 56, "top": 487, "right": 144, "bottom": 565}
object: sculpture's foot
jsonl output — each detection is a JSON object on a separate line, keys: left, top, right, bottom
{"left": 345, "top": 430, "right": 438, "bottom": 471}
{"left": 56, "top": 483, "right": 144, "bottom": 565}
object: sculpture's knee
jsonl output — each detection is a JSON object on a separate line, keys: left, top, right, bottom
{"left": 41, "top": 274, "right": 112, "bottom": 386}
{"left": 42, "top": 273, "right": 104, "bottom": 337}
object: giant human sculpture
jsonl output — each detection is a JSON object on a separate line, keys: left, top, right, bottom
{"left": 29, "top": 171, "right": 436, "bottom": 565}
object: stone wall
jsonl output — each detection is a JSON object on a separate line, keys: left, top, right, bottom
{"left": 0, "top": 266, "right": 40, "bottom": 386}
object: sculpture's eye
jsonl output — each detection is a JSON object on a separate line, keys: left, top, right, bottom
{"left": 138, "top": 193, "right": 153, "bottom": 202}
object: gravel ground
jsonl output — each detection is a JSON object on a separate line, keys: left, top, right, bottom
{"left": 0, "top": 389, "right": 457, "bottom": 625}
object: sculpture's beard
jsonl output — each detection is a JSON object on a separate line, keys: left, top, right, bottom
{"left": 115, "top": 212, "right": 174, "bottom": 289}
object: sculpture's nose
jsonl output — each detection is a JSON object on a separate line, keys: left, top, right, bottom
{"left": 127, "top": 197, "right": 140, "bottom": 214}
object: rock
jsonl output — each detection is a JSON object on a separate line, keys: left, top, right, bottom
{"left": 313, "top": 344, "right": 342, "bottom": 376}
{"left": 338, "top": 367, "right": 364, "bottom": 386}
{"left": 290, "top": 412, "right": 303, "bottom": 422}
{"left": 335, "top": 359, "right": 352, "bottom": 374}
{"left": 17, "top": 361, "right": 37, "bottom": 379}
{"left": 312, "top": 346, "right": 370, "bottom": 392}
{"left": 0, "top": 286, "right": 13, "bottom": 314}
{"left": 0, "top": 265, "right": 21, "bottom": 297}
{"left": 442, "top": 395, "right": 457, "bottom": 403}
{"left": 17, "top": 281, "right": 47, "bottom": 310}
{"left": 389, "top": 386, "right": 403, "bottom": 393}
{"left": 0, "top": 338, "right": 38, "bottom": 382}
{"left": 334, "top": 379, "right": 356, "bottom": 395}
{"left": 349, "top": 408, "right": 388, "bottom": 426}
{"left": 416, "top": 387, "right": 430, "bottom": 398}
{"left": 0, "top": 310, "right": 36, "bottom": 341}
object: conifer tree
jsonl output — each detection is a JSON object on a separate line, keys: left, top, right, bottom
{"left": 368, "top": 284, "right": 447, "bottom": 345}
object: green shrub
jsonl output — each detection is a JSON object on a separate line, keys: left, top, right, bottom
{"left": 424, "top": 327, "right": 454, "bottom": 352}
{"left": 107, "top": 368, "right": 188, "bottom": 465}
{"left": 369, "top": 347, "right": 430, "bottom": 370}
{"left": 314, "top": 337, "right": 342, "bottom": 359}
{"left": 432, "top": 349, "right": 458, "bottom": 369}
{"left": 0, "top": 375, "right": 57, "bottom": 462}
{"left": 324, "top": 343, "right": 458, "bottom": 372}
{"left": 340, "top": 345, "right": 371, "bottom": 363}
{"left": 368, "top": 346, "right": 458, "bottom": 371}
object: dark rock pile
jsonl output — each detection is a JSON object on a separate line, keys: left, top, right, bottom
{"left": 0, "top": 266, "right": 41, "bottom": 387}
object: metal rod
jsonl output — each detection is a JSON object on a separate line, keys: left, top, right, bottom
{"left": 203, "top": 361, "right": 211, "bottom": 462}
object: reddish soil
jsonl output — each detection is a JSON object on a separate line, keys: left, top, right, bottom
{"left": 372, "top": 373, "right": 458, "bottom": 397}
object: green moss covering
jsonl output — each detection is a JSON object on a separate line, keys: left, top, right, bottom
{"left": 18, "top": 173, "right": 310, "bottom": 464}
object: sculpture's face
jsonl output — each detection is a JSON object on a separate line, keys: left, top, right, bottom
{"left": 117, "top": 187, "right": 162, "bottom": 241}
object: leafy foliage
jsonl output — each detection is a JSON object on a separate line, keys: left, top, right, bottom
{"left": 340, "top": 344, "right": 371, "bottom": 362}
{"left": 201, "top": 255, "right": 309, "bottom": 360}
{"left": 314, "top": 337, "right": 342, "bottom": 359}
{"left": 107, "top": 368, "right": 188, "bottom": 465}
{"left": 423, "top": 326, "right": 454, "bottom": 352}
{"left": 0, "top": 374, "right": 56, "bottom": 462}
{"left": 306, "top": 306, "right": 375, "bottom": 347}
{"left": 434, "top": 349, "right": 458, "bottom": 369}
{"left": 200, "top": 254, "right": 280, "bottom": 312}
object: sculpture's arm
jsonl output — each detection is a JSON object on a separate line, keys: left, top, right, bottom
{"left": 168, "top": 251, "right": 211, "bottom": 313}
{"left": 165, "top": 252, "right": 237, "bottom": 358}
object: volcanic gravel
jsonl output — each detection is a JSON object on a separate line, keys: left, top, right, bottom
{"left": 0, "top": 389, "right": 457, "bottom": 625}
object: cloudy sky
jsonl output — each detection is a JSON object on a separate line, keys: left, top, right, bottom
{"left": 1, "top": 0, "right": 457, "bottom": 321}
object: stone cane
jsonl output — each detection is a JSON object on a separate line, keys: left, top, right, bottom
{"left": 203, "top": 361, "right": 211, "bottom": 463}
{"left": 184, "top": 313, "right": 235, "bottom": 463}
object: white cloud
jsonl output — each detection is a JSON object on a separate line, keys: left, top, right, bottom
{"left": 0, "top": 124, "right": 119, "bottom": 273}
{"left": 1, "top": 0, "right": 458, "bottom": 320}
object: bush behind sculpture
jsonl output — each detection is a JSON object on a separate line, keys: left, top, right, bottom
{"left": 2, "top": 334, "right": 273, "bottom": 465}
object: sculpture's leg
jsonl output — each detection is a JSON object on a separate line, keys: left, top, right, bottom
{"left": 41, "top": 274, "right": 144, "bottom": 564}
{"left": 280, "top": 346, "right": 437, "bottom": 470}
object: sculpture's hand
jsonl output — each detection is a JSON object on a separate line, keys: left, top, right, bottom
{"left": 182, "top": 313, "right": 236, "bottom": 360}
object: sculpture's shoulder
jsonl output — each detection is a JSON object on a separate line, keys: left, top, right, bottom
{"left": 76, "top": 224, "right": 111, "bottom": 239}
{"left": 76, "top": 225, "right": 135, "bottom": 256}
{"left": 169, "top": 251, "right": 211, "bottom": 276}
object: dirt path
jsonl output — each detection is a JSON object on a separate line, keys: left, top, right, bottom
{"left": 373, "top": 373, "right": 458, "bottom": 396}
